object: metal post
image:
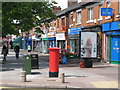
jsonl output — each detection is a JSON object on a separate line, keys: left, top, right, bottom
{"left": 60, "top": 73, "right": 65, "bottom": 83}
{"left": 20, "top": 71, "right": 26, "bottom": 82}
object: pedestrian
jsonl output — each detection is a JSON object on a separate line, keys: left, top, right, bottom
{"left": 27, "top": 45, "right": 31, "bottom": 54}
{"left": 10, "top": 40, "right": 13, "bottom": 49}
{"left": 14, "top": 44, "right": 20, "bottom": 59}
{"left": 1, "top": 45, "right": 8, "bottom": 64}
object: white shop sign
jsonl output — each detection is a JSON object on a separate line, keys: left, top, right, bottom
{"left": 56, "top": 33, "right": 65, "bottom": 40}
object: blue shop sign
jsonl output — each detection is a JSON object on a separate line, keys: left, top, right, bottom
{"left": 48, "top": 37, "right": 56, "bottom": 40}
{"left": 105, "top": 31, "right": 120, "bottom": 35}
{"left": 68, "top": 27, "right": 82, "bottom": 35}
{"left": 102, "top": 21, "right": 120, "bottom": 31}
{"left": 101, "top": 8, "right": 113, "bottom": 16}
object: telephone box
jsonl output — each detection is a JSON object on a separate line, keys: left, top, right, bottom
{"left": 48, "top": 47, "right": 60, "bottom": 77}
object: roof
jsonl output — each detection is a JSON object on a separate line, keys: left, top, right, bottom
{"left": 55, "top": 2, "right": 98, "bottom": 17}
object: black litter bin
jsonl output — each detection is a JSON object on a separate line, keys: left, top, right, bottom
{"left": 31, "top": 54, "right": 39, "bottom": 69}
{"left": 84, "top": 59, "right": 92, "bottom": 68}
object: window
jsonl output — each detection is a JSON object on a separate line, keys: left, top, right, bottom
{"left": 77, "top": 11, "right": 81, "bottom": 23}
{"left": 88, "top": 7, "right": 94, "bottom": 20}
{"left": 56, "top": 19, "right": 59, "bottom": 28}
{"left": 70, "top": 13, "right": 73, "bottom": 24}
{"left": 106, "top": 1, "right": 110, "bottom": 8}
{"left": 61, "top": 18, "right": 65, "bottom": 26}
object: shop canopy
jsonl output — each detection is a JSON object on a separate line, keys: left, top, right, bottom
{"left": 13, "top": 36, "right": 22, "bottom": 43}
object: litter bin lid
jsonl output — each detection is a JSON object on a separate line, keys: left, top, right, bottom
{"left": 48, "top": 47, "right": 60, "bottom": 50}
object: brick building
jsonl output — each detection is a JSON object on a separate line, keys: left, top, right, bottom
{"left": 41, "top": 0, "right": 120, "bottom": 64}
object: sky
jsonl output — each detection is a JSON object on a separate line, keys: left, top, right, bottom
{"left": 54, "top": 0, "right": 81, "bottom": 10}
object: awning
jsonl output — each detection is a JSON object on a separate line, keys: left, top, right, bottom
{"left": 13, "top": 36, "right": 22, "bottom": 43}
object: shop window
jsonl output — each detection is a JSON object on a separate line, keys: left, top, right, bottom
{"left": 77, "top": 11, "right": 81, "bottom": 24}
{"left": 57, "top": 41, "right": 65, "bottom": 49}
{"left": 88, "top": 7, "right": 94, "bottom": 21}
{"left": 69, "top": 39, "right": 79, "bottom": 54}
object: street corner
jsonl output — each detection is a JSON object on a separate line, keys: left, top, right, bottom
{"left": 90, "top": 81, "right": 118, "bottom": 88}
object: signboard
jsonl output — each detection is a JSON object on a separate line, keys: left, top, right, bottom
{"left": 49, "top": 27, "right": 56, "bottom": 32}
{"left": 80, "top": 32, "right": 97, "bottom": 58}
{"left": 56, "top": 33, "right": 65, "bottom": 40}
{"left": 48, "top": 32, "right": 56, "bottom": 37}
{"left": 101, "top": 8, "right": 113, "bottom": 16}
{"left": 68, "top": 27, "right": 81, "bottom": 34}
{"left": 61, "top": 25, "right": 66, "bottom": 32}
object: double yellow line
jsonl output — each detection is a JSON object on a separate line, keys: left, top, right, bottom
{"left": 0, "top": 87, "right": 16, "bottom": 89}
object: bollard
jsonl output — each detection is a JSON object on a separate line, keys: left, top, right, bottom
{"left": 20, "top": 71, "right": 26, "bottom": 82}
{"left": 60, "top": 73, "right": 65, "bottom": 83}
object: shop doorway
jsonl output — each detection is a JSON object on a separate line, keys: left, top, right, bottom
{"left": 111, "top": 36, "right": 120, "bottom": 63}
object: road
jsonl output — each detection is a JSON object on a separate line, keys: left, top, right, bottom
{"left": 0, "top": 48, "right": 119, "bottom": 89}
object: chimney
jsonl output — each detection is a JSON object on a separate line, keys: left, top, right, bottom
{"left": 68, "top": 0, "right": 78, "bottom": 7}
{"left": 53, "top": 6, "right": 61, "bottom": 13}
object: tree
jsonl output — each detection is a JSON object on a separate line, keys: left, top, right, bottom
{"left": 2, "top": 1, "right": 57, "bottom": 37}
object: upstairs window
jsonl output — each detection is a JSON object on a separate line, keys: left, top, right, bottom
{"left": 70, "top": 13, "right": 73, "bottom": 24}
{"left": 106, "top": 0, "right": 111, "bottom": 8}
{"left": 56, "top": 19, "right": 59, "bottom": 28}
{"left": 61, "top": 17, "right": 65, "bottom": 26}
{"left": 77, "top": 11, "right": 81, "bottom": 23}
{"left": 99, "top": 4, "right": 102, "bottom": 19}
{"left": 88, "top": 7, "right": 94, "bottom": 21}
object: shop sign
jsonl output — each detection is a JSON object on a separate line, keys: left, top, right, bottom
{"left": 101, "top": 8, "right": 113, "bottom": 16}
{"left": 82, "top": 27, "right": 101, "bottom": 32}
{"left": 61, "top": 25, "right": 66, "bottom": 32}
{"left": 49, "top": 27, "right": 56, "bottom": 32}
{"left": 43, "top": 28, "right": 48, "bottom": 33}
{"left": 68, "top": 27, "right": 82, "bottom": 34}
{"left": 56, "top": 33, "right": 65, "bottom": 40}
{"left": 41, "top": 34, "right": 47, "bottom": 38}
{"left": 48, "top": 32, "right": 56, "bottom": 37}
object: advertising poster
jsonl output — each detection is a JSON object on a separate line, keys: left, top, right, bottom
{"left": 80, "top": 32, "right": 97, "bottom": 58}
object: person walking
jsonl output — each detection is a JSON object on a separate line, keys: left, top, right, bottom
{"left": 1, "top": 45, "right": 8, "bottom": 64}
{"left": 14, "top": 44, "right": 20, "bottom": 59}
{"left": 27, "top": 45, "right": 31, "bottom": 54}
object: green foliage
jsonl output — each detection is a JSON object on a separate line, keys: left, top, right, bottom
{"left": 2, "top": 2, "right": 57, "bottom": 37}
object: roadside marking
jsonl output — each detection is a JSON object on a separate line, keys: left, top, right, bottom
{"left": 0, "top": 87, "right": 16, "bottom": 89}
{"left": 90, "top": 81, "right": 118, "bottom": 88}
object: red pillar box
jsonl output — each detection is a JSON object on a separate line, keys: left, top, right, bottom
{"left": 48, "top": 47, "right": 60, "bottom": 77}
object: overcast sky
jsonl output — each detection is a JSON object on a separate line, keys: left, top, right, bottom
{"left": 54, "top": 0, "right": 81, "bottom": 10}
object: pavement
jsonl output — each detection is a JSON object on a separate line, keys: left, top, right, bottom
{"left": 0, "top": 48, "right": 119, "bottom": 89}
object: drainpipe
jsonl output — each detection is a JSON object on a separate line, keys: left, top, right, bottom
{"left": 65, "top": 12, "right": 69, "bottom": 51}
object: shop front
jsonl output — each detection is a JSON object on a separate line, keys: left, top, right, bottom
{"left": 42, "top": 38, "right": 49, "bottom": 54}
{"left": 32, "top": 35, "right": 41, "bottom": 52}
{"left": 48, "top": 37, "right": 56, "bottom": 48}
{"left": 102, "top": 21, "right": 120, "bottom": 64}
{"left": 41, "top": 37, "right": 56, "bottom": 54}
{"left": 47, "top": 32, "right": 56, "bottom": 48}
{"left": 68, "top": 27, "right": 82, "bottom": 54}
{"left": 56, "top": 33, "right": 66, "bottom": 49}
